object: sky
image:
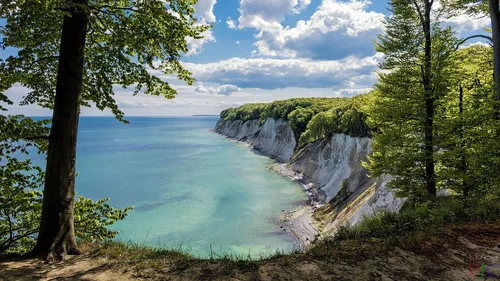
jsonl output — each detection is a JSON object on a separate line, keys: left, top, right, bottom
{"left": 2, "top": 0, "right": 492, "bottom": 116}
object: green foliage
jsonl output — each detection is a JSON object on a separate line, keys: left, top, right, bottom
{"left": 75, "top": 197, "right": 133, "bottom": 243}
{"left": 365, "top": 0, "right": 460, "bottom": 197}
{"left": 220, "top": 96, "right": 370, "bottom": 145}
{"left": 0, "top": 0, "right": 210, "bottom": 121}
{"left": 336, "top": 196, "right": 500, "bottom": 240}
{"left": 437, "top": 45, "right": 500, "bottom": 197}
{"left": 0, "top": 152, "right": 43, "bottom": 255}
{"left": 308, "top": 195, "right": 500, "bottom": 258}
{"left": 299, "top": 94, "right": 370, "bottom": 146}
{"left": 442, "top": 0, "right": 489, "bottom": 16}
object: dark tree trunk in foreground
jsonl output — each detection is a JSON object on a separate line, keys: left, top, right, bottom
{"left": 31, "top": 0, "right": 88, "bottom": 261}
{"left": 489, "top": 0, "right": 500, "bottom": 118}
{"left": 422, "top": 0, "right": 436, "bottom": 197}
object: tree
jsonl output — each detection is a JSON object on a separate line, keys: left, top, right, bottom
{"left": 488, "top": 0, "right": 500, "bottom": 115}
{"left": 439, "top": 45, "right": 500, "bottom": 197}
{"left": 0, "top": 0, "right": 209, "bottom": 260}
{"left": 366, "top": 0, "right": 457, "bottom": 197}
{"left": 444, "top": 0, "right": 500, "bottom": 117}
{"left": 0, "top": 116, "right": 132, "bottom": 256}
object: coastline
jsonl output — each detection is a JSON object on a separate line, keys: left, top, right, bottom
{"left": 211, "top": 129, "right": 321, "bottom": 248}
{"left": 271, "top": 164, "right": 321, "bottom": 248}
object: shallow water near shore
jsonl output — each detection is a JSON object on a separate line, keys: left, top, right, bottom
{"left": 34, "top": 116, "right": 307, "bottom": 257}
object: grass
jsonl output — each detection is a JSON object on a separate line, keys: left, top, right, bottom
{"left": 4, "top": 194, "right": 498, "bottom": 280}
{"left": 306, "top": 195, "right": 500, "bottom": 259}
{"left": 88, "top": 195, "right": 500, "bottom": 267}
{"left": 3, "top": 195, "right": 498, "bottom": 280}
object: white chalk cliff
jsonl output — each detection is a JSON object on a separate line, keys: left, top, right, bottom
{"left": 215, "top": 118, "right": 296, "bottom": 163}
{"left": 214, "top": 118, "right": 405, "bottom": 234}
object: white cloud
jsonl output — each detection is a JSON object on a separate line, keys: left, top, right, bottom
{"left": 194, "top": 0, "right": 217, "bottom": 23}
{"left": 292, "top": 0, "right": 312, "bottom": 13}
{"left": 226, "top": 17, "right": 237, "bottom": 29}
{"left": 236, "top": 0, "right": 311, "bottom": 31}
{"left": 186, "top": 0, "right": 218, "bottom": 56}
{"left": 251, "top": 0, "right": 385, "bottom": 60}
{"left": 186, "top": 29, "right": 216, "bottom": 56}
{"left": 178, "top": 53, "right": 383, "bottom": 89}
{"left": 194, "top": 82, "right": 241, "bottom": 96}
{"left": 445, "top": 14, "right": 490, "bottom": 32}
{"left": 4, "top": 82, "right": 371, "bottom": 117}
{"left": 432, "top": 0, "right": 490, "bottom": 32}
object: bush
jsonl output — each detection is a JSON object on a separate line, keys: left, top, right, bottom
{"left": 329, "top": 196, "right": 500, "bottom": 242}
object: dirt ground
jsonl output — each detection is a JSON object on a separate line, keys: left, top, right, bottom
{"left": 1, "top": 222, "right": 499, "bottom": 281}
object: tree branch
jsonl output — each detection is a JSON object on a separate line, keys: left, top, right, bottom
{"left": 23, "top": 136, "right": 50, "bottom": 141}
{"left": 88, "top": 5, "right": 142, "bottom": 14}
{"left": 413, "top": 0, "right": 425, "bottom": 30}
{"left": 455, "top": 35, "right": 494, "bottom": 51}
{"left": 27, "top": 56, "right": 59, "bottom": 69}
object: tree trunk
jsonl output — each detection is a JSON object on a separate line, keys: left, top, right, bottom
{"left": 423, "top": 0, "right": 436, "bottom": 197}
{"left": 459, "top": 85, "right": 469, "bottom": 198}
{"left": 31, "top": 0, "right": 88, "bottom": 261}
{"left": 489, "top": 0, "right": 500, "bottom": 118}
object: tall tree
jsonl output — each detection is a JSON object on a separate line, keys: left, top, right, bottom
{"left": 444, "top": 0, "right": 500, "bottom": 117}
{"left": 366, "top": 0, "right": 457, "bottom": 197}
{"left": 439, "top": 45, "right": 500, "bottom": 197}
{"left": 488, "top": 0, "right": 500, "bottom": 115}
{"left": 0, "top": 0, "right": 209, "bottom": 261}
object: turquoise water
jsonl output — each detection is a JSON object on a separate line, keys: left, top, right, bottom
{"left": 44, "top": 117, "right": 306, "bottom": 257}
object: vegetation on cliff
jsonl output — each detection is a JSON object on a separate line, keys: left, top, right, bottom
{"left": 220, "top": 95, "right": 371, "bottom": 147}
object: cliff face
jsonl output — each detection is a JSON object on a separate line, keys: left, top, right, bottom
{"left": 291, "top": 134, "right": 372, "bottom": 200}
{"left": 215, "top": 118, "right": 296, "bottom": 162}
{"left": 214, "top": 118, "right": 404, "bottom": 232}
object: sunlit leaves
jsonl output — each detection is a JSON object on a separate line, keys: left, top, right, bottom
{"left": 1, "top": 0, "right": 209, "bottom": 121}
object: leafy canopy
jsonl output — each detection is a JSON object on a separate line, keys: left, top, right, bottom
{"left": 220, "top": 96, "right": 371, "bottom": 146}
{"left": 0, "top": 0, "right": 209, "bottom": 120}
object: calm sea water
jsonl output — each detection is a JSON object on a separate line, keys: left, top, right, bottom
{"left": 34, "top": 117, "right": 306, "bottom": 257}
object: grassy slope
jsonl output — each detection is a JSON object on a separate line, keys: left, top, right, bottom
{"left": 1, "top": 197, "right": 499, "bottom": 281}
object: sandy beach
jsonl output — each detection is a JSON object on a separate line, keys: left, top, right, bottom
{"left": 271, "top": 163, "right": 323, "bottom": 248}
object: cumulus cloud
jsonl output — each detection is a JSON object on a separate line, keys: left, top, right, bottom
{"left": 195, "top": 82, "right": 241, "bottom": 96}
{"left": 186, "top": 0, "right": 218, "bottom": 55}
{"left": 194, "top": 0, "right": 217, "bottom": 23}
{"left": 432, "top": 0, "right": 490, "bottom": 32}
{"left": 445, "top": 14, "right": 490, "bottom": 32}
{"left": 178, "top": 53, "right": 383, "bottom": 89}
{"left": 292, "top": 0, "right": 312, "bottom": 13}
{"left": 237, "top": 0, "right": 312, "bottom": 31}
{"left": 226, "top": 17, "right": 237, "bottom": 29}
{"left": 186, "top": 30, "right": 216, "bottom": 56}
{"left": 251, "top": 0, "right": 385, "bottom": 60}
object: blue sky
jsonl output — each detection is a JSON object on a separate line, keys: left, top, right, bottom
{"left": 3, "top": 0, "right": 491, "bottom": 116}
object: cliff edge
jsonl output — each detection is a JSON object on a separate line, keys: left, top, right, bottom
{"left": 214, "top": 118, "right": 404, "bottom": 237}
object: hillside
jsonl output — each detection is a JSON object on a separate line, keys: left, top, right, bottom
{"left": 1, "top": 222, "right": 499, "bottom": 280}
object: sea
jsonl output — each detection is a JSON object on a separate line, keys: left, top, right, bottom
{"left": 32, "top": 116, "right": 307, "bottom": 258}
